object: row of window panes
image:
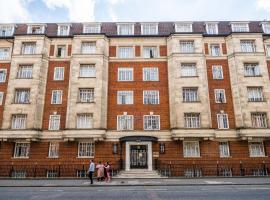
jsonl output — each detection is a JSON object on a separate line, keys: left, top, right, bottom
{"left": 118, "top": 67, "right": 159, "bottom": 81}
{"left": 117, "top": 90, "right": 159, "bottom": 105}
{"left": 118, "top": 47, "right": 158, "bottom": 58}
{"left": 13, "top": 142, "right": 94, "bottom": 158}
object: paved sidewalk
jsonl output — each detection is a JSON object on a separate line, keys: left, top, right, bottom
{"left": 1, "top": 177, "right": 270, "bottom": 187}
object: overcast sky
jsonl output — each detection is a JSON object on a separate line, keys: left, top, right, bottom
{"left": 0, "top": 0, "right": 270, "bottom": 23}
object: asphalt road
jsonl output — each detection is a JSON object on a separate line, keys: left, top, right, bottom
{"left": 0, "top": 185, "right": 270, "bottom": 200}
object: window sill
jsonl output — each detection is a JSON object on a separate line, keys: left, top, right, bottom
{"left": 77, "top": 156, "right": 94, "bottom": 159}
{"left": 76, "top": 101, "right": 95, "bottom": 104}
{"left": 16, "top": 78, "right": 33, "bottom": 79}
{"left": 53, "top": 79, "right": 65, "bottom": 81}
{"left": 244, "top": 75, "right": 263, "bottom": 78}
{"left": 47, "top": 130, "right": 61, "bottom": 131}
{"left": 248, "top": 100, "right": 266, "bottom": 103}
{"left": 220, "top": 156, "right": 232, "bottom": 158}
{"left": 51, "top": 103, "right": 63, "bottom": 105}
{"left": 215, "top": 102, "right": 227, "bottom": 104}
{"left": 183, "top": 156, "right": 201, "bottom": 158}
{"left": 249, "top": 156, "right": 267, "bottom": 158}
{"left": 182, "top": 101, "right": 201, "bottom": 103}
{"left": 144, "top": 129, "right": 160, "bottom": 131}
{"left": 47, "top": 157, "right": 59, "bottom": 159}
{"left": 78, "top": 77, "right": 96, "bottom": 79}
{"left": 12, "top": 103, "right": 31, "bottom": 104}
{"left": 180, "top": 76, "right": 199, "bottom": 78}
{"left": 12, "top": 157, "right": 29, "bottom": 159}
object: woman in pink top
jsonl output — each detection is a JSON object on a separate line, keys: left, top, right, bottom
{"left": 96, "top": 161, "right": 104, "bottom": 182}
{"left": 104, "top": 162, "right": 111, "bottom": 182}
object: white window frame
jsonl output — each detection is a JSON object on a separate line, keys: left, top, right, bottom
{"left": 217, "top": 113, "right": 229, "bottom": 129}
{"left": 0, "top": 69, "right": 7, "bottom": 83}
{"left": 56, "top": 45, "right": 66, "bottom": 58}
{"left": 212, "top": 65, "right": 224, "bottom": 79}
{"left": 240, "top": 40, "right": 255, "bottom": 53}
{"left": 77, "top": 114, "right": 93, "bottom": 129}
{"left": 214, "top": 89, "right": 226, "bottom": 103}
{"left": 210, "top": 44, "right": 220, "bottom": 56}
{"left": 27, "top": 25, "right": 45, "bottom": 34}
{"left": 231, "top": 23, "right": 249, "bottom": 32}
{"left": 14, "top": 142, "right": 30, "bottom": 158}
{"left": 141, "top": 23, "right": 158, "bottom": 35}
{"left": 175, "top": 23, "right": 192, "bottom": 32}
{"left": 249, "top": 142, "right": 265, "bottom": 157}
{"left": 51, "top": 90, "right": 62, "bottom": 104}
{"left": 79, "top": 64, "right": 96, "bottom": 78}
{"left": 180, "top": 41, "right": 195, "bottom": 53}
{"left": 183, "top": 141, "right": 200, "bottom": 158}
{"left": 117, "top": 91, "right": 133, "bottom": 105}
{"left": 81, "top": 42, "right": 96, "bottom": 54}
{"left": 219, "top": 142, "right": 230, "bottom": 157}
{"left": 143, "top": 90, "right": 160, "bottom": 104}
{"left": 143, "top": 46, "right": 158, "bottom": 58}
{"left": 143, "top": 67, "right": 159, "bottom": 81}
{"left": 14, "top": 89, "right": 30, "bottom": 104}
{"left": 117, "top": 115, "right": 134, "bottom": 130}
{"left": 244, "top": 63, "right": 260, "bottom": 76}
{"left": 78, "top": 88, "right": 95, "bottom": 103}
{"left": 118, "top": 47, "right": 134, "bottom": 58}
{"left": 83, "top": 23, "right": 101, "bottom": 34}
{"left": 0, "top": 92, "right": 4, "bottom": 105}
{"left": 251, "top": 113, "right": 268, "bottom": 128}
{"left": 182, "top": 88, "right": 199, "bottom": 102}
{"left": 53, "top": 67, "right": 65, "bottom": 81}
{"left": 48, "top": 142, "right": 59, "bottom": 158}
{"left": 247, "top": 87, "right": 264, "bottom": 102}
{"left": 262, "top": 23, "right": 270, "bottom": 34}
{"left": 17, "top": 65, "right": 33, "bottom": 79}
{"left": 11, "top": 114, "right": 27, "bottom": 129}
{"left": 181, "top": 63, "right": 197, "bottom": 77}
{"left": 48, "top": 115, "right": 61, "bottom": 131}
{"left": 57, "top": 24, "right": 70, "bottom": 36}
{"left": 21, "top": 42, "right": 36, "bottom": 55}
{"left": 78, "top": 142, "right": 95, "bottom": 158}
{"left": 184, "top": 113, "right": 201, "bottom": 128}
{"left": 0, "top": 47, "right": 10, "bottom": 60}
{"left": 206, "top": 23, "right": 218, "bottom": 34}
{"left": 117, "top": 23, "right": 134, "bottom": 35}
{"left": 143, "top": 115, "right": 160, "bottom": 130}
{"left": 118, "top": 68, "right": 133, "bottom": 81}
{"left": 0, "top": 25, "right": 14, "bottom": 37}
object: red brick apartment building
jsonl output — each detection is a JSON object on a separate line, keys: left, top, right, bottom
{"left": 0, "top": 21, "right": 270, "bottom": 178}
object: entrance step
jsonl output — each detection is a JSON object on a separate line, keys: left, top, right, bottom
{"left": 115, "top": 170, "right": 163, "bottom": 179}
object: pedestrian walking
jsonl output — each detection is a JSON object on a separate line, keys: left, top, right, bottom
{"left": 88, "top": 159, "right": 95, "bottom": 184}
{"left": 96, "top": 161, "right": 104, "bottom": 182}
{"left": 104, "top": 162, "right": 111, "bottom": 182}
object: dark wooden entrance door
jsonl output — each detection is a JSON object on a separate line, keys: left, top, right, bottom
{"left": 130, "top": 145, "right": 148, "bottom": 169}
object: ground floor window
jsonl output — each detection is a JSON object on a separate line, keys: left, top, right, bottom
{"left": 78, "top": 142, "right": 95, "bottom": 157}
{"left": 219, "top": 168, "right": 232, "bottom": 177}
{"left": 14, "top": 142, "right": 30, "bottom": 158}
{"left": 184, "top": 168, "right": 202, "bottom": 178}
{"left": 11, "top": 170, "right": 26, "bottom": 178}
{"left": 48, "top": 142, "right": 59, "bottom": 158}
{"left": 249, "top": 142, "right": 265, "bottom": 157}
{"left": 46, "top": 170, "right": 58, "bottom": 178}
{"left": 219, "top": 142, "right": 230, "bottom": 157}
{"left": 183, "top": 141, "right": 200, "bottom": 157}
{"left": 77, "top": 170, "right": 88, "bottom": 178}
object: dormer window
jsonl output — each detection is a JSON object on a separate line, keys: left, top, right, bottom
{"left": 83, "top": 23, "right": 101, "bottom": 34}
{"left": 141, "top": 23, "right": 158, "bottom": 35}
{"left": 231, "top": 23, "right": 249, "bottom": 32}
{"left": 206, "top": 23, "right": 218, "bottom": 34}
{"left": 262, "top": 22, "right": 270, "bottom": 34}
{"left": 27, "top": 25, "right": 45, "bottom": 34}
{"left": 57, "top": 25, "right": 70, "bottom": 36}
{"left": 0, "top": 25, "right": 14, "bottom": 37}
{"left": 117, "top": 23, "right": 134, "bottom": 35}
{"left": 175, "top": 23, "right": 192, "bottom": 32}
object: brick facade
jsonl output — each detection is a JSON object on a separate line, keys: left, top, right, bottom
{"left": 107, "top": 61, "right": 170, "bottom": 130}
{"left": 42, "top": 61, "right": 70, "bottom": 130}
